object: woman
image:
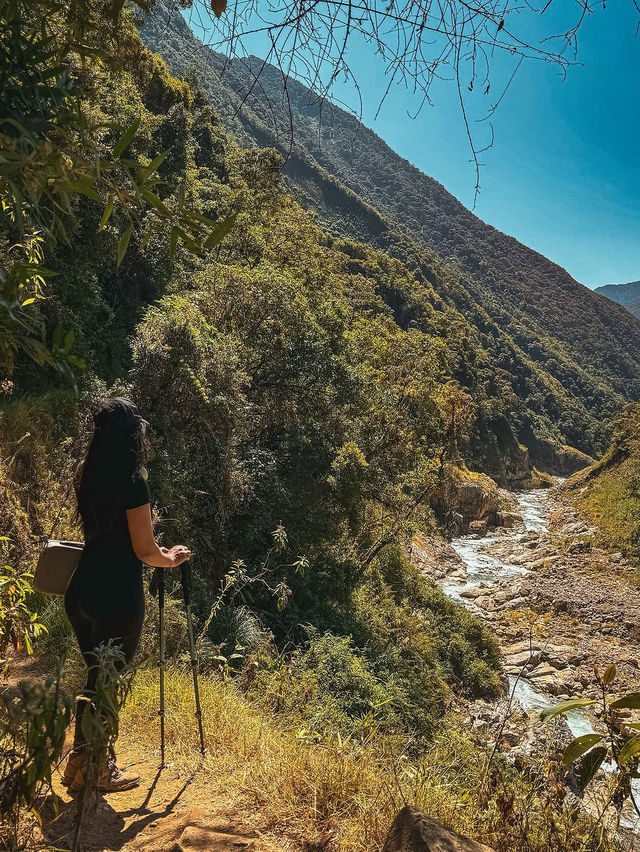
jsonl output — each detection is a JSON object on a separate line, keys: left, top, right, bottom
{"left": 62, "top": 397, "right": 191, "bottom": 793}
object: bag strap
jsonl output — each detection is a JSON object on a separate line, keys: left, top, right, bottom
{"left": 47, "top": 479, "right": 76, "bottom": 541}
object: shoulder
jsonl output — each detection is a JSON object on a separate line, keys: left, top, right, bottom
{"left": 124, "top": 468, "right": 150, "bottom": 510}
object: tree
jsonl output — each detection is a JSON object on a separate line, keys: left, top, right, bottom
{"left": 0, "top": 0, "right": 234, "bottom": 381}
{"left": 437, "top": 381, "right": 476, "bottom": 463}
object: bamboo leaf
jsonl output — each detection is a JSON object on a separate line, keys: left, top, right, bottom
{"left": 562, "top": 734, "right": 604, "bottom": 766}
{"left": 540, "top": 698, "right": 597, "bottom": 722}
{"left": 113, "top": 116, "right": 140, "bottom": 159}
{"left": 99, "top": 194, "right": 115, "bottom": 230}
{"left": 139, "top": 187, "right": 171, "bottom": 217}
{"left": 116, "top": 225, "right": 133, "bottom": 269}
{"left": 203, "top": 213, "right": 237, "bottom": 250}
{"left": 66, "top": 180, "right": 100, "bottom": 202}
{"left": 139, "top": 227, "right": 153, "bottom": 252}
{"left": 139, "top": 151, "right": 169, "bottom": 182}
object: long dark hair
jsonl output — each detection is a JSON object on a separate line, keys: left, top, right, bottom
{"left": 77, "top": 398, "right": 148, "bottom": 541}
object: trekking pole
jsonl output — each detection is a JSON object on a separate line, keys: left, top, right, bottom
{"left": 180, "top": 561, "right": 205, "bottom": 755}
{"left": 149, "top": 567, "right": 166, "bottom": 768}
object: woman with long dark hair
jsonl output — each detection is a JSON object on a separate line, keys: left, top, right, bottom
{"left": 62, "top": 398, "right": 191, "bottom": 793}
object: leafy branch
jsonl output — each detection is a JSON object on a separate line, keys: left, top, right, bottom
{"left": 541, "top": 662, "right": 640, "bottom": 819}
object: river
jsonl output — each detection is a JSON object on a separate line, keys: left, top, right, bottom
{"left": 446, "top": 487, "right": 640, "bottom": 832}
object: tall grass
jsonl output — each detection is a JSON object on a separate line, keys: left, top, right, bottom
{"left": 122, "top": 667, "right": 621, "bottom": 852}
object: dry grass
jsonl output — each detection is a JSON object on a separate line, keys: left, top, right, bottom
{"left": 121, "top": 667, "right": 622, "bottom": 852}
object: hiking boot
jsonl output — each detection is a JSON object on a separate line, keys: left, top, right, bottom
{"left": 62, "top": 752, "right": 140, "bottom": 794}
{"left": 61, "top": 751, "right": 87, "bottom": 791}
{"left": 98, "top": 757, "right": 140, "bottom": 793}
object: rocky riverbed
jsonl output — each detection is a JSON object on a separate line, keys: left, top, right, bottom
{"left": 413, "top": 483, "right": 640, "bottom": 835}
{"left": 413, "top": 485, "right": 640, "bottom": 699}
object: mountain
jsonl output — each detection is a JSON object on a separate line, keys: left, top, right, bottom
{"left": 595, "top": 281, "right": 640, "bottom": 318}
{"left": 140, "top": 1, "right": 640, "bottom": 469}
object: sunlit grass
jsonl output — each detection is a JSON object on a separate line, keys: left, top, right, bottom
{"left": 121, "top": 666, "right": 621, "bottom": 852}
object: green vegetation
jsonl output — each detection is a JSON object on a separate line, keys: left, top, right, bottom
{"left": 570, "top": 403, "right": 640, "bottom": 558}
{"left": 141, "top": 0, "right": 640, "bottom": 472}
{"left": 0, "top": 558, "right": 46, "bottom": 673}
{"left": 113, "top": 665, "right": 623, "bottom": 852}
{"left": 2, "top": 0, "right": 499, "bottom": 747}
{"left": 541, "top": 662, "right": 640, "bottom": 819}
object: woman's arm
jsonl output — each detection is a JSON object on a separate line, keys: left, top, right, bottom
{"left": 126, "top": 503, "right": 191, "bottom": 568}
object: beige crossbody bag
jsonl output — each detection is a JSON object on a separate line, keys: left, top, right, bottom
{"left": 33, "top": 484, "right": 84, "bottom": 595}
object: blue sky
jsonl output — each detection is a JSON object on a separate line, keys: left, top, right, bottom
{"left": 185, "top": 2, "right": 640, "bottom": 289}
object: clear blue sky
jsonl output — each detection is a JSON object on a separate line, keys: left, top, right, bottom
{"left": 185, "top": 2, "right": 640, "bottom": 289}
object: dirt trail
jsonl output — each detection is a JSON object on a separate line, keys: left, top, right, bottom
{"left": 40, "top": 743, "right": 274, "bottom": 851}
{"left": 4, "top": 660, "right": 290, "bottom": 852}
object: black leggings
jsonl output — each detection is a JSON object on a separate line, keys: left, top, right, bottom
{"left": 65, "top": 584, "right": 144, "bottom": 753}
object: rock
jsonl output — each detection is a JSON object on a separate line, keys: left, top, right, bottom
{"left": 502, "top": 641, "right": 542, "bottom": 656}
{"left": 501, "top": 596, "right": 528, "bottom": 610}
{"left": 430, "top": 467, "right": 502, "bottom": 530}
{"left": 460, "top": 585, "right": 484, "bottom": 599}
{"left": 530, "top": 674, "right": 560, "bottom": 692}
{"left": 174, "top": 826, "right": 256, "bottom": 850}
{"left": 383, "top": 806, "right": 495, "bottom": 852}
{"left": 496, "top": 510, "right": 521, "bottom": 529}
{"left": 564, "top": 521, "right": 590, "bottom": 535}
{"left": 568, "top": 539, "right": 592, "bottom": 554}
{"left": 468, "top": 519, "right": 488, "bottom": 535}
{"left": 167, "top": 808, "right": 258, "bottom": 852}
{"left": 449, "top": 511, "right": 465, "bottom": 535}
{"left": 506, "top": 650, "right": 540, "bottom": 668}
{"left": 541, "top": 645, "right": 580, "bottom": 668}
{"left": 411, "top": 534, "right": 465, "bottom": 580}
{"left": 526, "top": 663, "right": 557, "bottom": 678}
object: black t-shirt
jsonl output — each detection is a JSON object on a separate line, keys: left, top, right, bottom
{"left": 70, "top": 470, "right": 150, "bottom": 611}
{"left": 83, "top": 469, "right": 150, "bottom": 554}
{"left": 122, "top": 470, "right": 151, "bottom": 529}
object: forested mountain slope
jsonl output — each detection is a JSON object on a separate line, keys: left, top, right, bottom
{"left": 569, "top": 402, "right": 640, "bottom": 557}
{"left": 596, "top": 281, "right": 640, "bottom": 318}
{"left": 141, "top": 1, "right": 640, "bottom": 464}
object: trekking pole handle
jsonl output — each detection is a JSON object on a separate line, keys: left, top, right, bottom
{"left": 149, "top": 567, "right": 161, "bottom": 597}
{"left": 181, "top": 562, "right": 192, "bottom": 606}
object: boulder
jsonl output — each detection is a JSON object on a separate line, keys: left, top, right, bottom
{"left": 468, "top": 519, "right": 488, "bottom": 535}
{"left": 430, "top": 466, "right": 502, "bottom": 530}
{"left": 496, "top": 510, "right": 521, "bottom": 529}
{"left": 505, "top": 650, "right": 540, "bottom": 668}
{"left": 383, "top": 807, "right": 495, "bottom": 852}
{"left": 527, "top": 664, "right": 558, "bottom": 679}
{"left": 167, "top": 808, "right": 257, "bottom": 852}
{"left": 173, "top": 826, "right": 255, "bottom": 850}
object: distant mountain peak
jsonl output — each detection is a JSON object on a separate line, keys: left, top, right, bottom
{"left": 595, "top": 281, "right": 640, "bottom": 319}
{"left": 595, "top": 280, "right": 640, "bottom": 304}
